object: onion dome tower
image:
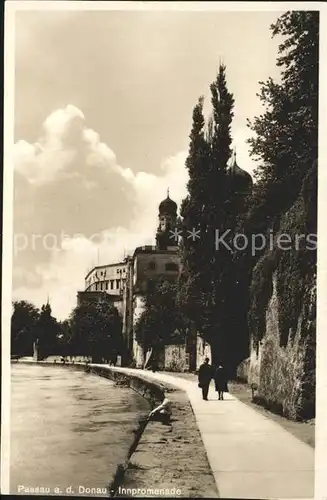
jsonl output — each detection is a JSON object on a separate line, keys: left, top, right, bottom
{"left": 226, "top": 149, "right": 253, "bottom": 196}
{"left": 156, "top": 189, "right": 178, "bottom": 250}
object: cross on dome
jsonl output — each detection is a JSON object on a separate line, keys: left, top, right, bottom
{"left": 159, "top": 189, "right": 177, "bottom": 216}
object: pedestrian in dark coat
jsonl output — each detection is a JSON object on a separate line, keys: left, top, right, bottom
{"left": 214, "top": 363, "right": 228, "bottom": 400}
{"left": 198, "top": 357, "right": 213, "bottom": 401}
{"left": 151, "top": 360, "right": 158, "bottom": 372}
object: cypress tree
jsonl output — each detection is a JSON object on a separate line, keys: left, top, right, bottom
{"left": 203, "top": 64, "right": 235, "bottom": 368}
{"left": 178, "top": 65, "right": 236, "bottom": 370}
{"left": 177, "top": 97, "right": 211, "bottom": 337}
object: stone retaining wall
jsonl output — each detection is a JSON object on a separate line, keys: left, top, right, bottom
{"left": 89, "top": 365, "right": 168, "bottom": 408}
{"left": 14, "top": 361, "right": 218, "bottom": 498}
{"left": 87, "top": 365, "right": 218, "bottom": 497}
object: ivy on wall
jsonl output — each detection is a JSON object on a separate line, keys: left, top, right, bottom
{"left": 248, "top": 163, "right": 317, "bottom": 420}
{"left": 276, "top": 164, "right": 316, "bottom": 349}
{"left": 248, "top": 250, "right": 277, "bottom": 351}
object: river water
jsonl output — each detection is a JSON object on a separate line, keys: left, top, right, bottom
{"left": 10, "top": 364, "right": 150, "bottom": 496}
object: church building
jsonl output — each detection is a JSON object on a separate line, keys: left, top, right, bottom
{"left": 77, "top": 153, "right": 253, "bottom": 369}
{"left": 77, "top": 190, "right": 181, "bottom": 366}
{"left": 123, "top": 190, "right": 180, "bottom": 365}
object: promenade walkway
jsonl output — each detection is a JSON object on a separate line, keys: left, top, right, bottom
{"left": 109, "top": 367, "right": 314, "bottom": 499}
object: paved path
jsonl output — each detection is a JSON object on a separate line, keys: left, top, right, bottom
{"left": 109, "top": 367, "right": 314, "bottom": 499}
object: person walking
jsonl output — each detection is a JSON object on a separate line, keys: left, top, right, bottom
{"left": 214, "top": 363, "right": 228, "bottom": 400}
{"left": 198, "top": 357, "right": 213, "bottom": 401}
{"left": 151, "top": 357, "right": 159, "bottom": 372}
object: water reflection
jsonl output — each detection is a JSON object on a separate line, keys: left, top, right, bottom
{"left": 10, "top": 364, "right": 149, "bottom": 496}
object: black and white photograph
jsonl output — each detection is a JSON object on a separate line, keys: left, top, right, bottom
{"left": 1, "top": 1, "right": 326, "bottom": 499}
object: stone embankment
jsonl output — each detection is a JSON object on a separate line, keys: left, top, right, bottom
{"left": 14, "top": 360, "right": 218, "bottom": 498}
{"left": 87, "top": 364, "right": 218, "bottom": 498}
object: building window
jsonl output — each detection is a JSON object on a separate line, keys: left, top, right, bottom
{"left": 116, "top": 279, "right": 120, "bottom": 289}
{"left": 165, "top": 262, "right": 178, "bottom": 272}
{"left": 110, "top": 280, "right": 114, "bottom": 290}
{"left": 105, "top": 282, "right": 108, "bottom": 290}
{"left": 148, "top": 261, "right": 156, "bottom": 270}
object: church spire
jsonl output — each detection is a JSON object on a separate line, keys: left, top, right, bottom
{"left": 157, "top": 190, "right": 178, "bottom": 250}
{"left": 232, "top": 146, "right": 237, "bottom": 166}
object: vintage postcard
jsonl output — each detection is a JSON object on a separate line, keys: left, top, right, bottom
{"left": 1, "top": 1, "right": 326, "bottom": 499}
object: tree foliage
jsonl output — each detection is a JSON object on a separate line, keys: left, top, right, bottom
{"left": 10, "top": 295, "right": 124, "bottom": 362}
{"left": 246, "top": 11, "right": 318, "bottom": 232}
{"left": 37, "top": 303, "right": 60, "bottom": 359}
{"left": 69, "top": 299, "right": 123, "bottom": 362}
{"left": 11, "top": 300, "right": 62, "bottom": 359}
{"left": 241, "top": 11, "right": 318, "bottom": 357}
{"left": 11, "top": 300, "right": 40, "bottom": 356}
{"left": 178, "top": 64, "right": 236, "bottom": 365}
{"left": 135, "top": 278, "right": 184, "bottom": 352}
{"left": 177, "top": 96, "right": 211, "bottom": 328}
{"left": 57, "top": 319, "right": 72, "bottom": 357}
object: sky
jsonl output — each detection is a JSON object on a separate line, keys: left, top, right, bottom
{"left": 11, "top": 5, "right": 284, "bottom": 320}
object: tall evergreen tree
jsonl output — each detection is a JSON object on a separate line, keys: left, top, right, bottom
{"left": 202, "top": 64, "right": 235, "bottom": 366}
{"left": 177, "top": 97, "right": 211, "bottom": 337}
{"left": 178, "top": 64, "right": 235, "bottom": 369}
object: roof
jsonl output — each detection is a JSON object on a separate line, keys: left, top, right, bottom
{"left": 159, "top": 194, "right": 178, "bottom": 215}
{"left": 226, "top": 151, "right": 253, "bottom": 192}
{"left": 85, "top": 260, "right": 127, "bottom": 280}
{"left": 133, "top": 245, "right": 178, "bottom": 257}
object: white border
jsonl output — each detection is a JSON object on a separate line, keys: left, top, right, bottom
{"left": 4, "top": 1, "right": 327, "bottom": 12}
{"left": 315, "top": 4, "right": 327, "bottom": 500}
{"left": 2, "top": 2, "right": 326, "bottom": 498}
{"left": 1, "top": 1, "right": 15, "bottom": 494}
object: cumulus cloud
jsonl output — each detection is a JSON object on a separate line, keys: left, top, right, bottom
{"left": 12, "top": 105, "right": 188, "bottom": 319}
{"left": 14, "top": 105, "right": 118, "bottom": 186}
{"left": 12, "top": 103, "right": 254, "bottom": 319}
